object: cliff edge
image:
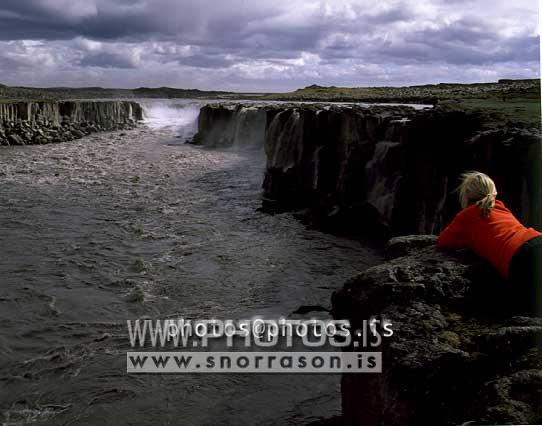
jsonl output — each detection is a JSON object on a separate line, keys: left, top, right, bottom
{"left": 332, "top": 235, "right": 542, "bottom": 425}
{"left": 0, "top": 100, "right": 143, "bottom": 146}
{"left": 192, "top": 103, "right": 541, "bottom": 235}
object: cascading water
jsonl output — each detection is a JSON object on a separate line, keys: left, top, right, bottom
{"left": 365, "top": 141, "right": 403, "bottom": 223}
{"left": 140, "top": 99, "right": 202, "bottom": 141}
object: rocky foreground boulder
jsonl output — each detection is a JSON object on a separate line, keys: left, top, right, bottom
{"left": 332, "top": 235, "right": 542, "bottom": 426}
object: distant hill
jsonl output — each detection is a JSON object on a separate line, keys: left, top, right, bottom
{"left": 264, "top": 79, "right": 540, "bottom": 104}
{"left": 1, "top": 79, "right": 538, "bottom": 104}
{"left": 131, "top": 87, "right": 231, "bottom": 98}
{"left": 0, "top": 84, "right": 262, "bottom": 101}
{"left": 262, "top": 79, "right": 541, "bottom": 128}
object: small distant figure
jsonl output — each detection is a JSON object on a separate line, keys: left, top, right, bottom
{"left": 438, "top": 171, "right": 542, "bottom": 316}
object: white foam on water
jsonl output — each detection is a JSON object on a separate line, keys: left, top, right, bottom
{"left": 140, "top": 100, "right": 202, "bottom": 140}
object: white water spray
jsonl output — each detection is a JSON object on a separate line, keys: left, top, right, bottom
{"left": 140, "top": 100, "right": 202, "bottom": 141}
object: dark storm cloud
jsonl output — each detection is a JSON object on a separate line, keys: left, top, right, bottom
{"left": 0, "top": 0, "right": 270, "bottom": 41}
{"left": 0, "top": 0, "right": 166, "bottom": 41}
{"left": 394, "top": 20, "right": 540, "bottom": 65}
{"left": 79, "top": 51, "right": 140, "bottom": 68}
{"left": 315, "top": 16, "right": 539, "bottom": 67}
{"left": 0, "top": 0, "right": 537, "bottom": 90}
{"left": 179, "top": 54, "right": 235, "bottom": 69}
{"left": 368, "top": 7, "right": 414, "bottom": 24}
{"left": 0, "top": 54, "right": 24, "bottom": 70}
{"left": 0, "top": 1, "right": 413, "bottom": 50}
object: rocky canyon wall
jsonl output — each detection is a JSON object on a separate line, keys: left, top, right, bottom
{"left": 194, "top": 103, "right": 542, "bottom": 425}
{"left": 191, "top": 103, "right": 266, "bottom": 149}
{"left": 194, "top": 103, "right": 541, "bottom": 235}
{"left": 262, "top": 105, "right": 541, "bottom": 235}
{"left": 0, "top": 100, "right": 143, "bottom": 146}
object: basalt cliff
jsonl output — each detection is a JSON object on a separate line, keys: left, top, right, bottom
{"left": 193, "top": 103, "right": 541, "bottom": 236}
{"left": 194, "top": 102, "right": 542, "bottom": 425}
{"left": 191, "top": 103, "right": 266, "bottom": 150}
{"left": 0, "top": 100, "right": 143, "bottom": 146}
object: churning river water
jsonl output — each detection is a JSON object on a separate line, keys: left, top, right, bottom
{"left": 0, "top": 100, "right": 381, "bottom": 426}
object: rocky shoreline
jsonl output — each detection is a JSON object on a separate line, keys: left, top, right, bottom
{"left": 0, "top": 100, "right": 143, "bottom": 146}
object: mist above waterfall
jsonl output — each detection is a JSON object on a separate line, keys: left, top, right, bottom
{"left": 141, "top": 99, "right": 202, "bottom": 140}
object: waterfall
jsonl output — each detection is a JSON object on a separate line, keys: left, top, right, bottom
{"left": 140, "top": 100, "right": 202, "bottom": 141}
{"left": 365, "top": 141, "right": 402, "bottom": 224}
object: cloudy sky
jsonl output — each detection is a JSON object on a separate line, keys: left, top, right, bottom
{"left": 0, "top": 0, "right": 538, "bottom": 91}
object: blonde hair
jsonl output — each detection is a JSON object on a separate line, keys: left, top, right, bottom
{"left": 458, "top": 171, "right": 497, "bottom": 218}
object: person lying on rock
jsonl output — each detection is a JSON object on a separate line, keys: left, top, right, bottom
{"left": 438, "top": 171, "right": 542, "bottom": 316}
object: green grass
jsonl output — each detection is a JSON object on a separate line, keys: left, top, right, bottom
{"left": 265, "top": 79, "right": 541, "bottom": 129}
{"left": 265, "top": 79, "right": 540, "bottom": 105}
{"left": 441, "top": 97, "right": 541, "bottom": 129}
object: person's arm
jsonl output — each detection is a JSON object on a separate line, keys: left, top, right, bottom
{"left": 437, "top": 211, "right": 468, "bottom": 249}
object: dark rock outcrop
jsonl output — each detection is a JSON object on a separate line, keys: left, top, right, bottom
{"left": 191, "top": 103, "right": 266, "bottom": 149}
{"left": 261, "top": 106, "right": 541, "bottom": 235}
{"left": 261, "top": 105, "right": 418, "bottom": 235}
{"left": 192, "top": 102, "right": 542, "bottom": 424}
{"left": 0, "top": 100, "right": 143, "bottom": 146}
{"left": 193, "top": 102, "right": 541, "bottom": 235}
{"left": 332, "top": 236, "right": 542, "bottom": 426}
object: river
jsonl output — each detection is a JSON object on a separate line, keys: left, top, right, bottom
{"left": 0, "top": 100, "right": 381, "bottom": 425}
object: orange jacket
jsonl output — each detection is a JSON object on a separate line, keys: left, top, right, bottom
{"left": 437, "top": 200, "right": 542, "bottom": 278}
